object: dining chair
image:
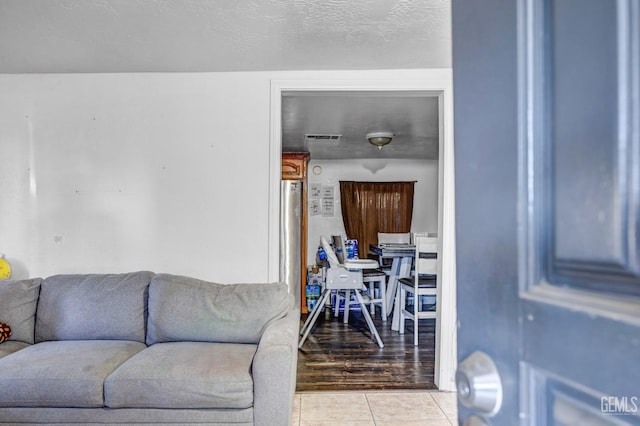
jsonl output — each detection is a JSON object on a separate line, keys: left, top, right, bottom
{"left": 378, "top": 232, "right": 411, "bottom": 245}
{"left": 411, "top": 232, "right": 429, "bottom": 244}
{"left": 375, "top": 232, "right": 411, "bottom": 271}
{"left": 398, "top": 235, "right": 438, "bottom": 345}
{"left": 299, "top": 236, "right": 384, "bottom": 348}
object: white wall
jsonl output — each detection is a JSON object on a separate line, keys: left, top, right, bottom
{"left": 306, "top": 158, "right": 438, "bottom": 263}
{"left": 0, "top": 69, "right": 440, "bottom": 282}
{"left": 0, "top": 73, "right": 274, "bottom": 281}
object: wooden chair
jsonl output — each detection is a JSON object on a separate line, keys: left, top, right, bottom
{"left": 398, "top": 235, "right": 438, "bottom": 345}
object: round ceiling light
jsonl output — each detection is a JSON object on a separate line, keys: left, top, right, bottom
{"left": 366, "top": 132, "right": 394, "bottom": 150}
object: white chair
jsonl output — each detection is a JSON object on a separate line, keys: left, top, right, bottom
{"left": 411, "top": 232, "right": 429, "bottom": 244}
{"left": 376, "top": 232, "right": 411, "bottom": 271}
{"left": 398, "top": 235, "right": 438, "bottom": 346}
{"left": 378, "top": 232, "right": 411, "bottom": 245}
{"left": 331, "top": 234, "right": 387, "bottom": 321}
{"left": 334, "top": 267, "right": 387, "bottom": 322}
{"left": 299, "top": 236, "right": 384, "bottom": 348}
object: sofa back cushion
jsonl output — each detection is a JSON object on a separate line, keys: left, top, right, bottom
{"left": 147, "top": 274, "right": 292, "bottom": 345}
{"left": 0, "top": 279, "right": 42, "bottom": 344}
{"left": 35, "top": 271, "right": 154, "bottom": 343}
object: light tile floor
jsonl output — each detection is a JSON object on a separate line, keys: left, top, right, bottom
{"left": 291, "top": 390, "right": 458, "bottom": 426}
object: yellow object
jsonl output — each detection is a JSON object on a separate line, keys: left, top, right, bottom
{"left": 0, "top": 255, "right": 11, "bottom": 279}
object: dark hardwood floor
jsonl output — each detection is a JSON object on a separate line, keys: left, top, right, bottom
{"left": 296, "top": 306, "right": 437, "bottom": 392}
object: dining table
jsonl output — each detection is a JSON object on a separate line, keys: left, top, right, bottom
{"left": 369, "top": 243, "right": 415, "bottom": 331}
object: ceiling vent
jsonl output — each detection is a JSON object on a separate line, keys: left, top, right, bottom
{"left": 304, "top": 134, "right": 342, "bottom": 143}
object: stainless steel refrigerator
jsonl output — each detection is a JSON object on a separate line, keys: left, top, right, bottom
{"left": 279, "top": 180, "right": 302, "bottom": 307}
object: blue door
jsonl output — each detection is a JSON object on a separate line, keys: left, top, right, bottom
{"left": 453, "top": 0, "right": 640, "bottom": 424}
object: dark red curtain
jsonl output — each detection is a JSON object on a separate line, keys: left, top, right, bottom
{"left": 340, "top": 181, "right": 415, "bottom": 258}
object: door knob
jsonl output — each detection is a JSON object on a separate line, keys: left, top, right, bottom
{"left": 456, "top": 351, "right": 503, "bottom": 416}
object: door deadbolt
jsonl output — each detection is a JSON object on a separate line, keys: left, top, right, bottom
{"left": 456, "top": 351, "right": 503, "bottom": 416}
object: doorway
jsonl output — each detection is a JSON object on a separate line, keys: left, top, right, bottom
{"left": 268, "top": 72, "right": 456, "bottom": 391}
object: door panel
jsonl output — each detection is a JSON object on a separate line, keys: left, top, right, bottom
{"left": 453, "top": 0, "right": 640, "bottom": 424}
{"left": 552, "top": 0, "right": 621, "bottom": 267}
{"left": 549, "top": 0, "right": 640, "bottom": 293}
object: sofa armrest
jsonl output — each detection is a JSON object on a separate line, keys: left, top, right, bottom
{"left": 252, "top": 307, "right": 299, "bottom": 426}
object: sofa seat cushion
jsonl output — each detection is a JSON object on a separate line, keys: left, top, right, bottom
{"left": 147, "top": 274, "right": 292, "bottom": 345}
{"left": 105, "top": 342, "right": 257, "bottom": 409}
{"left": 0, "top": 340, "right": 146, "bottom": 408}
{"left": 0, "top": 341, "right": 29, "bottom": 360}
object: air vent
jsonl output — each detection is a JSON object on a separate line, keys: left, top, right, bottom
{"left": 305, "top": 134, "right": 342, "bottom": 142}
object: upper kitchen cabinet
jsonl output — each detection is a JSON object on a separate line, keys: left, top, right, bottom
{"left": 282, "top": 152, "right": 309, "bottom": 180}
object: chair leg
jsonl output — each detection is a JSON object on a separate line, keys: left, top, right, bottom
{"left": 343, "top": 290, "right": 351, "bottom": 324}
{"left": 298, "top": 290, "right": 332, "bottom": 349}
{"left": 380, "top": 278, "right": 387, "bottom": 321}
{"left": 369, "top": 282, "right": 375, "bottom": 316}
{"left": 399, "top": 287, "right": 406, "bottom": 334}
{"left": 334, "top": 291, "right": 340, "bottom": 318}
{"left": 299, "top": 289, "right": 329, "bottom": 337}
{"left": 414, "top": 299, "right": 419, "bottom": 346}
{"left": 354, "top": 290, "right": 384, "bottom": 348}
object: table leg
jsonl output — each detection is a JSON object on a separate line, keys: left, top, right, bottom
{"left": 385, "top": 257, "right": 401, "bottom": 315}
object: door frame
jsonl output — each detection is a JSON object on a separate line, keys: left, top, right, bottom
{"left": 268, "top": 71, "right": 457, "bottom": 391}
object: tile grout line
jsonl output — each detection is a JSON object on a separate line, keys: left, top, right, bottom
{"left": 364, "top": 392, "right": 376, "bottom": 425}
{"left": 431, "top": 391, "right": 459, "bottom": 425}
{"left": 293, "top": 393, "right": 301, "bottom": 426}
{"left": 428, "top": 391, "right": 452, "bottom": 424}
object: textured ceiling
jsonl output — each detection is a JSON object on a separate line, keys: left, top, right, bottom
{"left": 0, "top": 0, "right": 450, "bottom": 160}
{"left": 0, "top": 0, "right": 451, "bottom": 73}
{"left": 282, "top": 91, "right": 439, "bottom": 160}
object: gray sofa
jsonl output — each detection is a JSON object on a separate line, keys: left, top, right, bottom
{"left": 0, "top": 271, "right": 299, "bottom": 425}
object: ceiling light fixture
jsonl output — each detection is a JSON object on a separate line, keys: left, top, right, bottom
{"left": 366, "top": 132, "right": 394, "bottom": 150}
